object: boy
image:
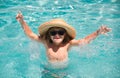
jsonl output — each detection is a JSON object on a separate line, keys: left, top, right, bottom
{"left": 16, "top": 12, "right": 111, "bottom": 68}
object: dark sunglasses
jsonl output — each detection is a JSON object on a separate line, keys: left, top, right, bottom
{"left": 49, "top": 30, "right": 65, "bottom": 36}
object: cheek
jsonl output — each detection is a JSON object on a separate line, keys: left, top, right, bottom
{"left": 61, "top": 35, "right": 65, "bottom": 39}
{"left": 61, "top": 36, "right": 64, "bottom": 40}
{"left": 50, "top": 36, "right": 52, "bottom": 38}
{"left": 50, "top": 36, "right": 54, "bottom": 40}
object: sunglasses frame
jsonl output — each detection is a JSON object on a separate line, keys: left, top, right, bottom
{"left": 49, "top": 30, "right": 66, "bottom": 36}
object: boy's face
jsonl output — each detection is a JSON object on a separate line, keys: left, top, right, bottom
{"left": 49, "top": 27, "right": 66, "bottom": 45}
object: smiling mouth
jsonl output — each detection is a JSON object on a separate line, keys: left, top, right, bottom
{"left": 54, "top": 37, "right": 60, "bottom": 39}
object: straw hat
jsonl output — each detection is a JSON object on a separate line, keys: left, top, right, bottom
{"left": 38, "top": 19, "right": 76, "bottom": 39}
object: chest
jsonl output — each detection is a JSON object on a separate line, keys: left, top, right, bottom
{"left": 48, "top": 45, "right": 67, "bottom": 54}
{"left": 47, "top": 47, "right": 68, "bottom": 60}
{"left": 46, "top": 44, "right": 69, "bottom": 57}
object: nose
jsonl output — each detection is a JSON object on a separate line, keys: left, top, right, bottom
{"left": 53, "top": 34, "right": 61, "bottom": 39}
{"left": 54, "top": 34, "right": 59, "bottom": 37}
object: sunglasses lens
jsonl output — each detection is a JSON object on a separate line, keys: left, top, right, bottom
{"left": 50, "top": 31, "right": 56, "bottom": 36}
{"left": 50, "top": 30, "right": 65, "bottom": 36}
{"left": 58, "top": 31, "right": 65, "bottom": 35}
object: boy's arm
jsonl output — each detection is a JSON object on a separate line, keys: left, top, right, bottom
{"left": 16, "top": 12, "right": 41, "bottom": 42}
{"left": 70, "top": 26, "right": 111, "bottom": 46}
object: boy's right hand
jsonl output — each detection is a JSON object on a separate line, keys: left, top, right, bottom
{"left": 16, "top": 11, "right": 23, "bottom": 23}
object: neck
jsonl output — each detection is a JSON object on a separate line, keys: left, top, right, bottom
{"left": 53, "top": 43, "right": 62, "bottom": 47}
{"left": 49, "top": 43, "right": 62, "bottom": 52}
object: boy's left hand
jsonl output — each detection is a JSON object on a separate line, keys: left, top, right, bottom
{"left": 98, "top": 26, "right": 112, "bottom": 35}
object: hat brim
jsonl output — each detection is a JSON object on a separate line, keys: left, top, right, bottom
{"left": 38, "top": 19, "right": 76, "bottom": 39}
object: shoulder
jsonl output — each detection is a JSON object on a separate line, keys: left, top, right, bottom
{"left": 69, "top": 39, "right": 79, "bottom": 44}
{"left": 69, "top": 39, "right": 85, "bottom": 46}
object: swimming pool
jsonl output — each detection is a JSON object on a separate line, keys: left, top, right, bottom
{"left": 0, "top": 0, "right": 120, "bottom": 78}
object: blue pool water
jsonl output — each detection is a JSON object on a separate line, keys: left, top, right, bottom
{"left": 0, "top": 0, "right": 120, "bottom": 78}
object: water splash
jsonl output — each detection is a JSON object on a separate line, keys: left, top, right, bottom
{"left": 28, "top": 40, "right": 40, "bottom": 61}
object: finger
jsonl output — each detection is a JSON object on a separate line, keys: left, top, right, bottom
{"left": 16, "top": 14, "right": 19, "bottom": 17}
{"left": 108, "top": 28, "right": 112, "bottom": 30}
{"left": 102, "top": 25, "right": 106, "bottom": 28}
{"left": 16, "top": 14, "right": 21, "bottom": 18}
{"left": 101, "top": 26, "right": 104, "bottom": 30}
{"left": 16, "top": 14, "right": 20, "bottom": 19}
{"left": 101, "top": 32, "right": 104, "bottom": 34}
{"left": 106, "top": 28, "right": 112, "bottom": 32}
{"left": 102, "top": 25, "right": 108, "bottom": 29}
{"left": 18, "top": 11, "right": 22, "bottom": 14}
{"left": 104, "top": 33, "right": 108, "bottom": 36}
{"left": 18, "top": 11, "right": 23, "bottom": 16}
